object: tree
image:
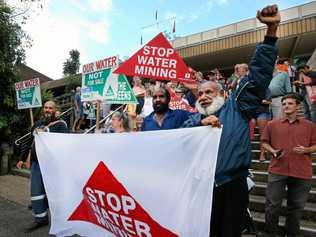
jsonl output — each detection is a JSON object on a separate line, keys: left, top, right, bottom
{"left": 63, "top": 49, "right": 80, "bottom": 76}
{"left": 0, "top": 3, "right": 30, "bottom": 143}
{"left": 64, "top": 74, "right": 81, "bottom": 93}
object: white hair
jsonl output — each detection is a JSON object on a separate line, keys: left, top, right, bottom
{"left": 195, "top": 96, "right": 225, "bottom": 116}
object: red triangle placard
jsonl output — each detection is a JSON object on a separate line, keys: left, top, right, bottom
{"left": 68, "top": 161, "right": 178, "bottom": 237}
{"left": 114, "top": 33, "right": 196, "bottom": 83}
{"left": 168, "top": 88, "right": 197, "bottom": 113}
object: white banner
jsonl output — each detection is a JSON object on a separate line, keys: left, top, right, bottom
{"left": 35, "top": 126, "right": 222, "bottom": 237}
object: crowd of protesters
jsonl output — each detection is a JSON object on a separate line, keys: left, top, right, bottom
{"left": 16, "top": 4, "right": 316, "bottom": 237}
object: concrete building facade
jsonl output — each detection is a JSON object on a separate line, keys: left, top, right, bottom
{"left": 172, "top": 1, "right": 316, "bottom": 75}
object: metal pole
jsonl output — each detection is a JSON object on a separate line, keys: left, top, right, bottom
{"left": 96, "top": 101, "right": 100, "bottom": 130}
{"left": 15, "top": 107, "right": 73, "bottom": 146}
{"left": 84, "top": 105, "right": 125, "bottom": 134}
{"left": 29, "top": 108, "right": 34, "bottom": 127}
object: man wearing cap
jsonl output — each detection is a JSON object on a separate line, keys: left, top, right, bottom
{"left": 261, "top": 93, "right": 316, "bottom": 236}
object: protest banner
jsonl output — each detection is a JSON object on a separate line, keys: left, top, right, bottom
{"left": 168, "top": 88, "right": 197, "bottom": 112}
{"left": 35, "top": 126, "right": 222, "bottom": 237}
{"left": 114, "top": 33, "right": 195, "bottom": 83}
{"left": 15, "top": 78, "right": 42, "bottom": 110}
{"left": 15, "top": 77, "right": 42, "bottom": 127}
{"left": 81, "top": 56, "right": 138, "bottom": 104}
{"left": 82, "top": 56, "right": 138, "bottom": 129}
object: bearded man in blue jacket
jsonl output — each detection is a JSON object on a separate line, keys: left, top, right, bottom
{"left": 182, "top": 5, "right": 280, "bottom": 237}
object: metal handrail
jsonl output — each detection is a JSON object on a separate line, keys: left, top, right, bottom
{"left": 14, "top": 132, "right": 32, "bottom": 146}
{"left": 14, "top": 107, "right": 74, "bottom": 146}
{"left": 84, "top": 105, "right": 125, "bottom": 134}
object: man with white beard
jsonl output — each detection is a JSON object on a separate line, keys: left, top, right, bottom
{"left": 182, "top": 5, "right": 280, "bottom": 236}
{"left": 194, "top": 82, "right": 225, "bottom": 116}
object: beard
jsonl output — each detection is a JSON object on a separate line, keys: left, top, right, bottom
{"left": 41, "top": 112, "right": 56, "bottom": 125}
{"left": 195, "top": 96, "right": 225, "bottom": 116}
{"left": 153, "top": 102, "right": 169, "bottom": 114}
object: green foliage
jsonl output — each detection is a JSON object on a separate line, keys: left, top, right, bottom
{"left": 0, "top": 4, "right": 31, "bottom": 143}
{"left": 63, "top": 49, "right": 80, "bottom": 76}
{"left": 41, "top": 88, "right": 54, "bottom": 103}
{"left": 64, "top": 74, "right": 81, "bottom": 93}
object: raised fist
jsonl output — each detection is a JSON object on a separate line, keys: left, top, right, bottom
{"left": 257, "top": 5, "right": 281, "bottom": 26}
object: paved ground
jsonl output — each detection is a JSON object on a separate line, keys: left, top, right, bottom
{"left": 0, "top": 175, "right": 51, "bottom": 237}
{"left": 0, "top": 174, "right": 256, "bottom": 237}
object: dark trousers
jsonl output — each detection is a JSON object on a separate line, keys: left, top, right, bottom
{"left": 210, "top": 176, "right": 249, "bottom": 237}
{"left": 265, "top": 174, "right": 311, "bottom": 236}
{"left": 31, "top": 161, "right": 48, "bottom": 223}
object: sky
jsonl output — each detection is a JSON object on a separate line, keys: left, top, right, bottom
{"left": 8, "top": 0, "right": 311, "bottom": 79}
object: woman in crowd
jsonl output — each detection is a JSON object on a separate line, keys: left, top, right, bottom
{"left": 132, "top": 76, "right": 146, "bottom": 115}
{"left": 108, "top": 111, "right": 132, "bottom": 133}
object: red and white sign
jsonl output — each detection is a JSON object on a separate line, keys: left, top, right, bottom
{"left": 35, "top": 127, "right": 222, "bottom": 237}
{"left": 69, "top": 161, "right": 178, "bottom": 237}
{"left": 168, "top": 89, "right": 197, "bottom": 113}
{"left": 14, "top": 78, "right": 40, "bottom": 90}
{"left": 82, "top": 56, "right": 118, "bottom": 74}
{"left": 114, "top": 33, "right": 195, "bottom": 83}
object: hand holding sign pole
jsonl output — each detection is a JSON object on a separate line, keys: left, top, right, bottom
{"left": 15, "top": 78, "right": 41, "bottom": 171}
{"left": 114, "top": 33, "right": 196, "bottom": 84}
{"left": 29, "top": 108, "right": 34, "bottom": 127}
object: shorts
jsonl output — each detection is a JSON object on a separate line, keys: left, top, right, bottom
{"left": 75, "top": 109, "right": 84, "bottom": 119}
{"left": 257, "top": 112, "right": 271, "bottom": 120}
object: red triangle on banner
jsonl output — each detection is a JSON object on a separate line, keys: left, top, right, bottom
{"left": 68, "top": 161, "right": 179, "bottom": 237}
{"left": 114, "top": 33, "right": 196, "bottom": 83}
{"left": 168, "top": 88, "right": 197, "bottom": 113}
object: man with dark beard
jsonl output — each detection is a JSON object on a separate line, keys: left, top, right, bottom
{"left": 141, "top": 86, "right": 192, "bottom": 131}
{"left": 182, "top": 5, "right": 280, "bottom": 237}
{"left": 141, "top": 86, "right": 219, "bottom": 131}
{"left": 16, "top": 101, "right": 68, "bottom": 232}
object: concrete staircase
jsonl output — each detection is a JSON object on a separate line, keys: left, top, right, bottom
{"left": 250, "top": 135, "right": 316, "bottom": 236}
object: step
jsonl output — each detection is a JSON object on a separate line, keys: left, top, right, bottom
{"left": 251, "top": 149, "right": 316, "bottom": 162}
{"left": 249, "top": 195, "right": 316, "bottom": 222}
{"left": 251, "top": 211, "right": 316, "bottom": 237}
{"left": 250, "top": 160, "right": 316, "bottom": 173}
{"left": 251, "top": 181, "right": 316, "bottom": 203}
{"left": 251, "top": 171, "right": 316, "bottom": 189}
{"left": 251, "top": 141, "right": 261, "bottom": 150}
{"left": 10, "top": 168, "right": 30, "bottom": 178}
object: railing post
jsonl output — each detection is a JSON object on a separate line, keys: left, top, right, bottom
{"left": 1, "top": 143, "right": 13, "bottom": 175}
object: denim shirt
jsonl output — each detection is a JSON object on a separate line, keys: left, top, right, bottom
{"left": 141, "top": 109, "right": 193, "bottom": 131}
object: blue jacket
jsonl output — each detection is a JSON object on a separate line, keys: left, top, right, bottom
{"left": 182, "top": 37, "right": 278, "bottom": 186}
{"left": 142, "top": 109, "right": 192, "bottom": 131}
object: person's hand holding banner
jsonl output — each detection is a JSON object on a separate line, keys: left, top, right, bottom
{"left": 201, "top": 115, "right": 221, "bottom": 128}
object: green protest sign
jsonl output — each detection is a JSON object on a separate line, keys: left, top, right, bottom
{"left": 103, "top": 73, "right": 138, "bottom": 104}
{"left": 15, "top": 78, "right": 42, "bottom": 109}
{"left": 81, "top": 56, "right": 138, "bottom": 104}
